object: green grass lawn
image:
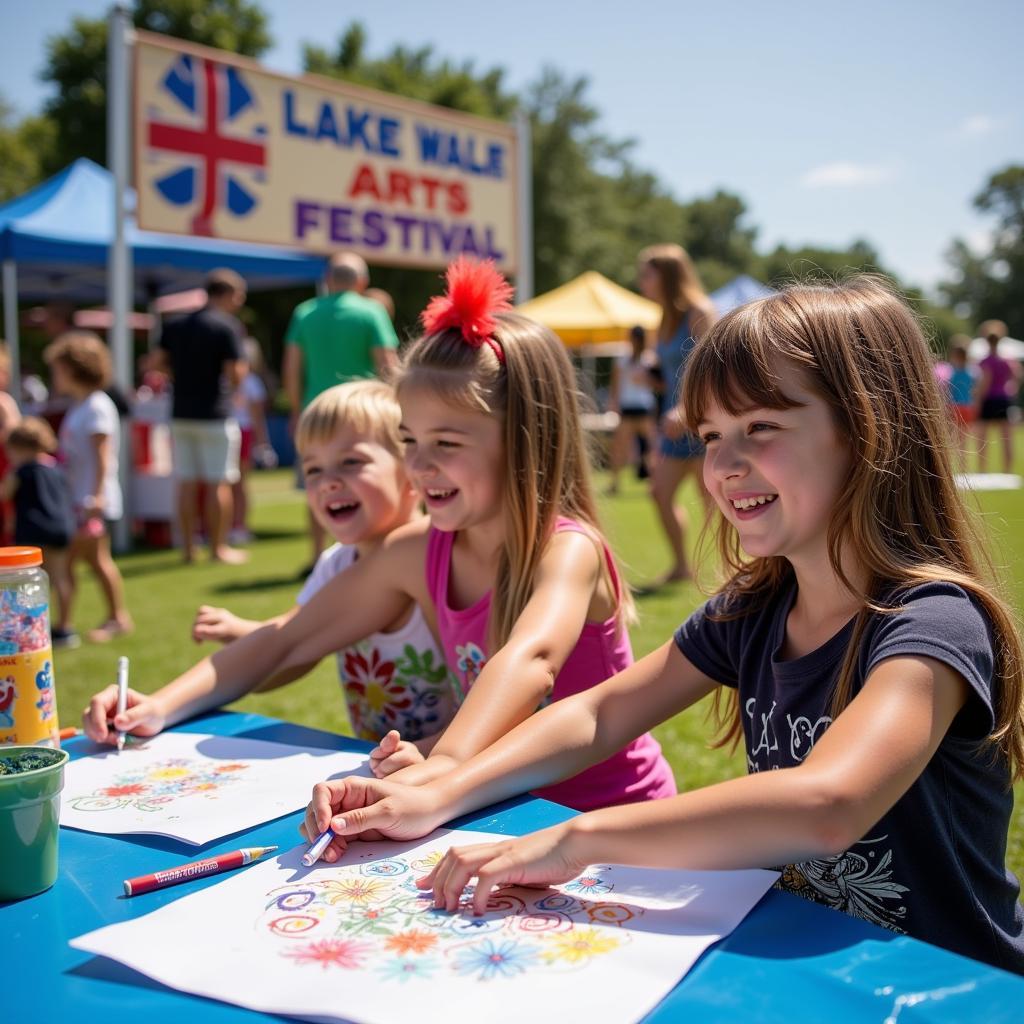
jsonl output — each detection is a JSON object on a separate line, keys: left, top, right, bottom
{"left": 54, "top": 447, "right": 1024, "bottom": 880}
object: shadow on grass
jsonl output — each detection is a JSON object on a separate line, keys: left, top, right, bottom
{"left": 212, "top": 574, "right": 303, "bottom": 594}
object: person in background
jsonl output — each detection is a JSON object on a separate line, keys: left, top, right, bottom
{"left": 365, "top": 287, "right": 397, "bottom": 324}
{"left": 974, "top": 319, "right": 1022, "bottom": 474}
{"left": 1, "top": 418, "right": 76, "bottom": 646}
{"left": 606, "top": 325, "right": 658, "bottom": 494}
{"left": 229, "top": 338, "right": 274, "bottom": 545}
{"left": 283, "top": 253, "right": 400, "bottom": 569}
{"left": 637, "top": 244, "right": 716, "bottom": 586}
{"left": 945, "top": 338, "right": 979, "bottom": 471}
{"left": 155, "top": 269, "right": 249, "bottom": 565}
{"left": 0, "top": 342, "right": 23, "bottom": 545}
{"left": 44, "top": 332, "right": 132, "bottom": 643}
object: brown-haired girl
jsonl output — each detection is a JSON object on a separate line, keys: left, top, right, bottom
{"left": 115, "top": 259, "right": 675, "bottom": 811}
{"left": 311, "top": 277, "right": 1024, "bottom": 974}
{"left": 44, "top": 331, "right": 132, "bottom": 643}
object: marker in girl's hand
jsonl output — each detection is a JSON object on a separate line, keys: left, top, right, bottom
{"left": 301, "top": 825, "right": 343, "bottom": 867}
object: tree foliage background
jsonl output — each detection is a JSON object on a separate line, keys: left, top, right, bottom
{"left": 4, "top": 1, "right": 1015, "bottom": 353}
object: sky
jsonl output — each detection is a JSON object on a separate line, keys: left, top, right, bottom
{"left": 2, "top": 0, "right": 1022, "bottom": 293}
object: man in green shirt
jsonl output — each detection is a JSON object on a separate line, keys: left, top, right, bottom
{"left": 283, "top": 252, "right": 400, "bottom": 566}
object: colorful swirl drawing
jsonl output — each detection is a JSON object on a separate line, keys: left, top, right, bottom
{"left": 257, "top": 857, "right": 638, "bottom": 981}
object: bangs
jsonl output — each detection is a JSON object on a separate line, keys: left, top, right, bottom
{"left": 683, "top": 303, "right": 808, "bottom": 431}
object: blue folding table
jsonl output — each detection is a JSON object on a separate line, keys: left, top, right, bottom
{"left": 7, "top": 710, "right": 1022, "bottom": 1022}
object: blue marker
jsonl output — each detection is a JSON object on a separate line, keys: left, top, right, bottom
{"left": 301, "top": 827, "right": 335, "bottom": 867}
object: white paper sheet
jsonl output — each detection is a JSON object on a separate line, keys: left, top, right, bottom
{"left": 71, "top": 829, "right": 778, "bottom": 1024}
{"left": 59, "top": 732, "right": 371, "bottom": 845}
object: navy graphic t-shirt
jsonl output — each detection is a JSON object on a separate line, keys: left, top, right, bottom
{"left": 675, "top": 578, "right": 1024, "bottom": 974}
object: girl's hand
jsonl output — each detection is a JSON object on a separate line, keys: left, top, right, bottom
{"left": 416, "top": 822, "right": 589, "bottom": 915}
{"left": 192, "top": 605, "right": 247, "bottom": 644}
{"left": 82, "top": 685, "right": 167, "bottom": 743}
{"left": 369, "top": 730, "right": 426, "bottom": 777}
{"left": 660, "top": 406, "right": 688, "bottom": 440}
{"left": 300, "top": 775, "right": 447, "bottom": 860}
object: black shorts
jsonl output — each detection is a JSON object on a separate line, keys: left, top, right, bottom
{"left": 980, "top": 396, "right": 1011, "bottom": 422}
{"left": 619, "top": 406, "right": 654, "bottom": 421}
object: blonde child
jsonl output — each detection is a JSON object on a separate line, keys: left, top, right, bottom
{"left": 307, "top": 278, "right": 1024, "bottom": 974}
{"left": 84, "top": 382, "right": 455, "bottom": 751}
{"left": 44, "top": 331, "right": 132, "bottom": 643}
{"left": 1, "top": 418, "right": 76, "bottom": 646}
{"left": 92, "top": 259, "right": 675, "bottom": 811}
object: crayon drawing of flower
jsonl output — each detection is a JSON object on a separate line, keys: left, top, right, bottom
{"left": 283, "top": 938, "right": 371, "bottom": 970}
{"left": 542, "top": 927, "right": 621, "bottom": 964}
{"left": 214, "top": 762, "right": 249, "bottom": 773}
{"left": 376, "top": 956, "right": 439, "bottom": 983}
{"left": 452, "top": 939, "right": 540, "bottom": 981}
{"left": 101, "top": 783, "right": 148, "bottom": 797}
{"left": 384, "top": 929, "right": 438, "bottom": 955}
{"left": 149, "top": 766, "right": 191, "bottom": 781}
{"left": 320, "top": 877, "right": 389, "bottom": 906}
{"left": 564, "top": 873, "right": 612, "bottom": 896}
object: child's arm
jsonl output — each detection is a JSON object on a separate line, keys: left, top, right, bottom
{"left": 420, "top": 653, "right": 971, "bottom": 912}
{"left": 369, "top": 728, "right": 443, "bottom": 777}
{"left": 88, "top": 432, "right": 110, "bottom": 514}
{"left": 82, "top": 528, "right": 424, "bottom": 743}
{"left": 385, "top": 530, "right": 615, "bottom": 786}
{"left": 0, "top": 472, "right": 18, "bottom": 502}
{"left": 303, "top": 640, "right": 715, "bottom": 855}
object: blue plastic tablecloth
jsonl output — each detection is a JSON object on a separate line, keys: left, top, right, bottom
{"left": 7, "top": 711, "right": 1022, "bottom": 1022}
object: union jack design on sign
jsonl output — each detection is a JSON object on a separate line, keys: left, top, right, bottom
{"left": 144, "top": 53, "right": 268, "bottom": 236}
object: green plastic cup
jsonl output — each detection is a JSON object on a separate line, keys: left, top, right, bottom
{"left": 0, "top": 745, "right": 69, "bottom": 900}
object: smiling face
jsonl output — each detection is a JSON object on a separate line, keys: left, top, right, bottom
{"left": 398, "top": 384, "right": 505, "bottom": 535}
{"left": 300, "top": 426, "right": 415, "bottom": 550}
{"left": 698, "top": 358, "right": 852, "bottom": 571}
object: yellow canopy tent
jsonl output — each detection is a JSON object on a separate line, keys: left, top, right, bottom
{"left": 516, "top": 271, "right": 660, "bottom": 346}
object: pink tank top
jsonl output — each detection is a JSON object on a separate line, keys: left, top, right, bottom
{"left": 426, "top": 518, "right": 677, "bottom": 811}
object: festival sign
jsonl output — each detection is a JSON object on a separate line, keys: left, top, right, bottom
{"left": 133, "top": 32, "right": 519, "bottom": 270}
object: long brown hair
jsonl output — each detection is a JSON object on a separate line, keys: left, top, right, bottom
{"left": 682, "top": 276, "right": 1024, "bottom": 780}
{"left": 397, "top": 312, "right": 634, "bottom": 649}
{"left": 638, "top": 243, "right": 710, "bottom": 338}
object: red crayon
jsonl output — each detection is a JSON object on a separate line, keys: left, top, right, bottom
{"left": 122, "top": 845, "right": 278, "bottom": 896}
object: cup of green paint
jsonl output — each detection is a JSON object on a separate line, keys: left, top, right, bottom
{"left": 0, "top": 745, "right": 69, "bottom": 900}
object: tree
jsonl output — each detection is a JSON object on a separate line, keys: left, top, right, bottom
{"left": 40, "top": 0, "right": 271, "bottom": 173}
{"left": 0, "top": 99, "right": 57, "bottom": 203}
{"left": 941, "top": 166, "right": 1024, "bottom": 337}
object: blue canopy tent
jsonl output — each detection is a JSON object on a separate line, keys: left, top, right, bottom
{"left": 0, "top": 158, "right": 328, "bottom": 392}
{"left": 710, "top": 274, "right": 774, "bottom": 314}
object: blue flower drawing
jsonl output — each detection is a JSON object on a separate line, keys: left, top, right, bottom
{"left": 452, "top": 939, "right": 539, "bottom": 981}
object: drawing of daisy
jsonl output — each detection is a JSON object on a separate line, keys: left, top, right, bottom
{"left": 452, "top": 939, "right": 540, "bottom": 981}
{"left": 542, "top": 928, "right": 620, "bottom": 964}
{"left": 384, "top": 930, "right": 439, "bottom": 955}
{"left": 376, "top": 956, "right": 439, "bottom": 983}
{"left": 564, "top": 873, "right": 612, "bottom": 896}
{"left": 283, "top": 938, "right": 371, "bottom": 969}
{"left": 149, "top": 766, "right": 191, "bottom": 781}
{"left": 320, "top": 877, "right": 390, "bottom": 906}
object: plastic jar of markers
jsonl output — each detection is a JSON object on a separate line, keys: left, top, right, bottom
{"left": 0, "top": 547, "right": 58, "bottom": 747}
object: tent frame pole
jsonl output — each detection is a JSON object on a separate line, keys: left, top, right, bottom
{"left": 2, "top": 260, "right": 19, "bottom": 403}
{"left": 514, "top": 110, "right": 533, "bottom": 302}
{"left": 108, "top": 4, "right": 133, "bottom": 553}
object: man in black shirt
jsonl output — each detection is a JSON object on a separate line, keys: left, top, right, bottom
{"left": 155, "top": 269, "right": 248, "bottom": 564}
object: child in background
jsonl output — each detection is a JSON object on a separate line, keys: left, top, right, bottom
{"left": 44, "top": 331, "right": 132, "bottom": 643}
{"left": 606, "top": 325, "right": 658, "bottom": 494}
{"left": 945, "top": 339, "right": 979, "bottom": 469}
{"left": 309, "top": 278, "right": 1024, "bottom": 975}
{"left": 84, "top": 382, "right": 456, "bottom": 752}
{"left": 974, "top": 319, "right": 1022, "bottom": 473}
{"left": 1, "top": 418, "right": 76, "bottom": 647}
{"left": 229, "top": 337, "right": 274, "bottom": 545}
{"left": 94, "top": 259, "right": 676, "bottom": 812}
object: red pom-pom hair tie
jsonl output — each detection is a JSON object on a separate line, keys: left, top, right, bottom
{"left": 420, "top": 257, "right": 514, "bottom": 363}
